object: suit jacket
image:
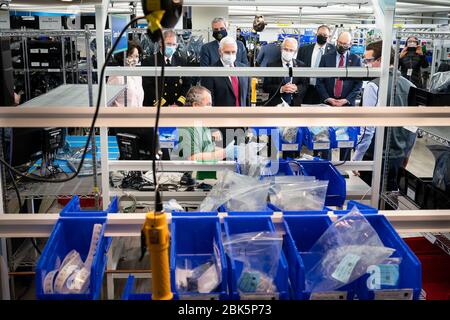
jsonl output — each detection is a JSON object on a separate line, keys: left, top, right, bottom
{"left": 200, "top": 40, "right": 248, "bottom": 67}
{"left": 262, "top": 59, "right": 309, "bottom": 106}
{"left": 316, "top": 52, "right": 363, "bottom": 106}
{"left": 201, "top": 60, "right": 250, "bottom": 107}
{"left": 142, "top": 52, "right": 191, "bottom": 106}
{"left": 256, "top": 43, "right": 282, "bottom": 67}
{"left": 297, "top": 43, "right": 335, "bottom": 67}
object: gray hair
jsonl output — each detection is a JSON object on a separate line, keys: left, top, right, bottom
{"left": 282, "top": 37, "right": 298, "bottom": 48}
{"left": 185, "top": 86, "right": 211, "bottom": 106}
{"left": 163, "top": 29, "right": 177, "bottom": 40}
{"left": 219, "top": 36, "right": 237, "bottom": 50}
{"left": 211, "top": 17, "right": 228, "bottom": 27}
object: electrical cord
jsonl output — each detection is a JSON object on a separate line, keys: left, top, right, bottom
{"left": 334, "top": 126, "right": 367, "bottom": 167}
{"left": 0, "top": 16, "right": 144, "bottom": 183}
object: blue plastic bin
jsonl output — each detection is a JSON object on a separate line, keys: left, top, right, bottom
{"left": 333, "top": 200, "right": 378, "bottom": 215}
{"left": 302, "top": 127, "right": 333, "bottom": 151}
{"left": 218, "top": 204, "right": 273, "bottom": 215}
{"left": 36, "top": 196, "right": 118, "bottom": 300}
{"left": 350, "top": 214, "right": 422, "bottom": 300}
{"left": 121, "top": 276, "right": 151, "bottom": 300}
{"left": 282, "top": 215, "right": 357, "bottom": 300}
{"left": 171, "top": 211, "right": 218, "bottom": 217}
{"left": 330, "top": 127, "right": 359, "bottom": 149}
{"left": 223, "top": 216, "right": 289, "bottom": 300}
{"left": 268, "top": 203, "right": 328, "bottom": 215}
{"left": 260, "top": 160, "right": 294, "bottom": 177}
{"left": 249, "top": 127, "right": 303, "bottom": 153}
{"left": 159, "top": 127, "right": 179, "bottom": 149}
{"left": 294, "top": 160, "right": 346, "bottom": 207}
{"left": 170, "top": 216, "right": 229, "bottom": 300}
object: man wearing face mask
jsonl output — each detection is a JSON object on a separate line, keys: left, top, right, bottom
{"left": 142, "top": 29, "right": 190, "bottom": 107}
{"left": 353, "top": 40, "right": 417, "bottom": 194}
{"left": 297, "top": 25, "right": 335, "bottom": 104}
{"left": 200, "top": 17, "right": 248, "bottom": 67}
{"left": 107, "top": 41, "right": 144, "bottom": 107}
{"left": 263, "top": 37, "right": 308, "bottom": 106}
{"left": 201, "top": 36, "right": 250, "bottom": 107}
{"left": 316, "top": 31, "right": 363, "bottom": 107}
{"left": 399, "top": 36, "right": 429, "bottom": 88}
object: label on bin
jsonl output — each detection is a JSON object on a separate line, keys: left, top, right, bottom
{"left": 313, "top": 142, "right": 330, "bottom": 150}
{"left": 406, "top": 188, "right": 416, "bottom": 200}
{"left": 331, "top": 253, "right": 360, "bottom": 283}
{"left": 281, "top": 144, "right": 299, "bottom": 151}
{"left": 338, "top": 141, "right": 354, "bottom": 148}
{"left": 374, "top": 289, "right": 413, "bottom": 300}
{"left": 310, "top": 291, "right": 348, "bottom": 300}
{"left": 160, "top": 141, "right": 175, "bottom": 149}
{"left": 240, "top": 293, "right": 279, "bottom": 300}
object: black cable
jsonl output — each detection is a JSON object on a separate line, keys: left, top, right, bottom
{"left": 152, "top": 29, "right": 165, "bottom": 213}
{"left": 334, "top": 126, "right": 367, "bottom": 167}
{"left": 0, "top": 16, "right": 144, "bottom": 184}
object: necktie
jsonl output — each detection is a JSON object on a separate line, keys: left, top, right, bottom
{"left": 282, "top": 62, "right": 293, "bottom": 104}
{"left": 166, "top": 58, "right": 171, "bottom": 66}
{"left": 231, "top": 76, "right": 240, "bottom": 106}
{"left": 311, "top": 48, "right": 324, "bottom": 86}
{"left": 334, "top": 54, "right": 345, "bottom": 98}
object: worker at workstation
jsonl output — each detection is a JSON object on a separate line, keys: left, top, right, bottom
{"left": 297, "top": 25, "right": 336, "bottom": 104}
{"left": 200, "top": 17, "right": 248, "bottom": 67}
{"left": 263, "top": 37, "right": 309, "bottom": 106}
{"left": 142, "top": 29, "right": 191, "bottom": 107}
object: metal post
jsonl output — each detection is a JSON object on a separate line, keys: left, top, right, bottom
{"left": 61, "top": 37, "right": 66, "bottom": 85}
{"left": 69, "top": 36, "right": 74, "bottom": 83}
{"left": 0, "top": 129, "right": 10, "bottom": 300}
{"left": 75, "top": 36, "right": 80, "bottom": 84}
{"left": 390, "top": 31, "right": 401, "bottom": 107}
{"left": 22, "top": 34, "right": 30, "bottom": 101}
{"left": 85, "top": 26, "right": 94, "bottom": 107}
{"left": 430, "top": 38, "right": 438, "bottom": 80}
{"left": 371, "top": 4, "right": 395, "bottom": 208}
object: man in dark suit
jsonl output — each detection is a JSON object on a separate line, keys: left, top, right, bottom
{"left": 201, "top": 36, "right": 250, "bottom": 107}
{"left": 256, "top": 42, "right": 281, "bottom": 67}
{"left": 200, "top": 17, "right": 248, "bottom": 67}
{"left": 316, "top": 31, "right": 363, "bottom": 107}
{"left": 142, "top": 29, "right": 190, "bottom": 106}
{"left": 263, "top": 37, "right": 308, "bottom": 106}
{"left": 297, "top": 25, "right": 335, "bottom": 104}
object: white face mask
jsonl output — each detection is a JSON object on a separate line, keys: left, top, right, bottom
{"left": 126, "top": 57, "right": 139, "bottom": 67}
{"left": 282, "top": 50, "right": 295, "bottom": 63}
{"left": 222, "top": 53, "right": 236, "bottom": 66}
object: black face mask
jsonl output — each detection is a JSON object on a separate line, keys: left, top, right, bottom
{"left": 213, "top": 29, "right": 228, "bottom": 41}
{"left": 336, "top": 45, "right": 349, "bottom": 55}
{"left": 317, "top": 35, "right": 328, "bottom": 45}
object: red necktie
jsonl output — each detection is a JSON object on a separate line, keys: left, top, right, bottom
{"left": 231, "top": 76, "right": 240, "bottom": 107}
{"left": 334, "top": 54, "right": 345, "bottom": 98}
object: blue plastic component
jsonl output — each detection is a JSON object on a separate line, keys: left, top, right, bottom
{"left": 330, "top": 127, "right": 359, "bottom": 149}
{"left": 302, "top": 127, "right": 333, "bottom": 151}
{"left": 295, "top": 160, "right": 347, "bottom": 207}
{"left": 121, "top": 276, "right": 151, "bottom": 300}
{"left": 36, "top": 196, "right": 118, "bottom": 300}
{"left": 260, "top": 160, "right": 294, "bottom": 177}
{"left": 223, "top": 216, "right": 289, "bottom": 300}
{"left": 170, "top": 216, "right": 229, "bottom": 300}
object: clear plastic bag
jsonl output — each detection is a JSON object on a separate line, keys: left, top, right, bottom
{"left": 429, "top": 71, "right": 450, "bottom": 93}
{"left": 310, "top": 127, "right": 330, "bottom": 143}
{"left": 304, "top": 207, "right": 395, "bottom": 293}
{"left": 199, "top": 171, "right": 269, "bottom": 212}
{"left": 270, "top": 180, "right": 329, "bottom": 211}
{"left": 366, "top": 257, "right": 402, "bottom": 290}
{"left": 175, "top": 239, "right": 223, "bottom": 294}
{"left": 163, "top": 199, "right": 184, "bottom": 212}
{"left": 222, "top": 231, "right": 283, "bottom": 294}
{"left": 333, "top": 127, "right": 350, "bottom": 141}
{"left": 281, "top": 127, "right": 298, "bottom": 144}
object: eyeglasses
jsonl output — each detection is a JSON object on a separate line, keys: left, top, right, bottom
{"left": 363, "top": 57, "right": 379, "bottom": 64}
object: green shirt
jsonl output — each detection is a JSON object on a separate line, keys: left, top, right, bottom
{"left": 178, "top": 127, "right": 217, "bottom": 180}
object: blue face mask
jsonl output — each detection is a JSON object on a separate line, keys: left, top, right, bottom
{"left": 165, "top": 46, "right": 176, "bottom": 57}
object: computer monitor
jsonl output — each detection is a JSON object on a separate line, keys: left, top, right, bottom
{"left": 10, "top": 128, "right": 65, "bottom": 168}
{"left": 112, "top": 127, "right": 170, "bottom": 160}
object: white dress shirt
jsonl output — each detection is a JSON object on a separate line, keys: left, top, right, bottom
{"left": 310, "top": 44, "right": 326, "bottom": 85}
